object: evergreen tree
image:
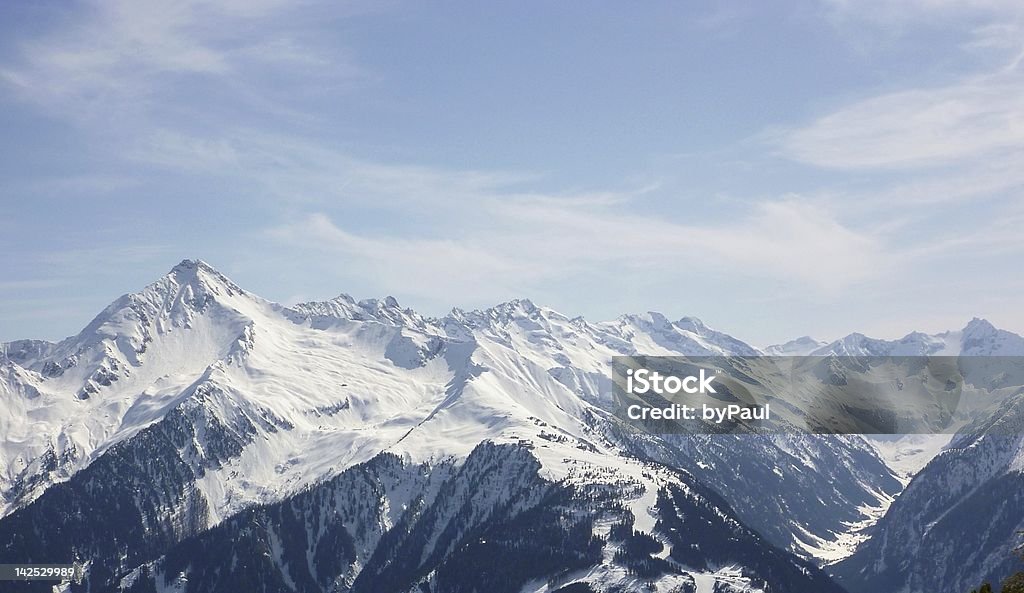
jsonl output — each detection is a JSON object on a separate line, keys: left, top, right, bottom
{"left": 1007, "top": 531, "right": 1024, "bottom": 593}
{"left": 971, "top": 532, "right": 1024, "bottom": 593}
{"left": 1001, "top": 572, "right": 1024, "bottom": 593}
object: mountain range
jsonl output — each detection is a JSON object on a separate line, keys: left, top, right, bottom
{"left": 1, "top": 260, "right": 1021, "bottom": 593}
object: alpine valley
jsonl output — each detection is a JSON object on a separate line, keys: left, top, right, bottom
{"left": 2, "top": 260, "right": 1022, "bottom": 593}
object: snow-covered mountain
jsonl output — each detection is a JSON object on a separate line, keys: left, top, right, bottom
{"left": 764, "top": 336, "right": 827, "bottom": 356}
{"left": 789, "top": 321, "right": 1024, "bottom": 591}
{"left": 834, "top": 393, "right": 1024, "bottom": 593}
{"left": 1, "top": 260, "right": 1021, "bottom": 592}
{"left": 808, "top": 318, "right": 1024, "bottom": 357}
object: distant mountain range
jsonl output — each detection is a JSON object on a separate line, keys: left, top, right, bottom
{"left": 1, "top": 260, "right": 1021, "bottom": 593}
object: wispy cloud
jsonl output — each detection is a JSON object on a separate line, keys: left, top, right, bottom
{"left": 121, "top": 121, "right": 891, "bottom": 301}
{"left": 270, "top": 193, "right": 888, "bottom": 308}
{"left": 0, "top": 0, "right": 365, "bottom": 124}
{"left": 122, "top": 127, "right": 539, "bottom": 212}
{"left": 822, "top": 0, "right": 1024, "bottom": 26}
{"left": 757, "top": 3, "right": 1024, "bottom": 334}
{"left": 777, "top": 73, "right": 1024, "bottom": 170}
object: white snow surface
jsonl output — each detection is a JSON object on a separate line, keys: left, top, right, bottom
{"left": 2, "top": 259, "right": 1022, "bottom": 569}
{"left": 867, "top": 434, "right": 955, "bottom": 481}
{"left": 1, "top": 261, "right": 748, "bottom": 525}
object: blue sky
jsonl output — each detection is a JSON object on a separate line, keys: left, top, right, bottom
{"left": 2, "top": 0, "right": 1024, "bottom": 345}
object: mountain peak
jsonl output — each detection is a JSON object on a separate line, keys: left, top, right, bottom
{"left": 171, "top": 258, "right": 211, "bottom": 272}
{"left": 167, "top": 259, "right": 223, "bottom": 286}
{"left": 292, "top": 293, "right": 435, "bottom": 331}
{"left": 616, "top": 311, "right": 671, "bottom": 328}
{"left": 358, "top": 295, "right": 401, "bottom": 310}
{"left": 765, "top": 336, "right": 827, "bottom": 356}
{"left": 674, "top": 316, "right": 708, "bottom": 333}
{"left": 497, "top": 298, "right": 538, "bottom": 313}
{"left": 963, "top": 317, "right": 996, "bottom": 335}
{"left": 959, "top": 317, "right": 1024, "bottom": 355}
{"left": 472, "top": 298, "right": 541, "bottom": 321}
{"left": 9, "top": 259, "right": 259, "bottom": 397}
